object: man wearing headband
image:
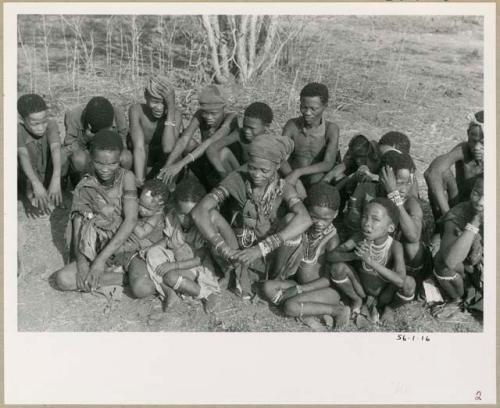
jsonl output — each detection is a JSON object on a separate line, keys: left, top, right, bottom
{"left": 159, "top": 84, "right": 239, "bottom": 190}
{"left": 192, "top": 134, "right": 312, "bottom": 298}
{"left": 129, "top": 75, "right": 183, "bottom": 187}
{"left": 424, "top": 110, "right": 484, "bottom": 253}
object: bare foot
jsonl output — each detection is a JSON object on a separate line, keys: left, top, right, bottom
{"left": 335, "top": 306, "right": 351, "bottom": 329}
{"left": 381, "top": 305, "right": 395, "bottom": 324}
{"left": 299, "top": 316, "right": 327, "bottom": 332}
{"left": 368, "top": 303, "right": 379, "bottom": 324}
{"left": 322, "top": 315, "right": 334, "bottom": 329}
{"left": 162, "top": 286, "right": 180, "bottom": 312}
{"left": 352, "top": 297, "right": 363, "bottom": 315}
{"left": 202, "top": 293, "right": 218, "bottom": 314}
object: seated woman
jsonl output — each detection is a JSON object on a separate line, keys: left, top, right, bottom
{"left": 261, "top": 183, "right": 350, "bottom": 330}
{"left": 191, "top": 135, "right": 312, "bottom": 298}
{"left": 127, "top": 177, "right": 238, "bottom": 313}
{"left": 55, "top": 130, "right": 138, "bottom": 293}
{"left": 433, "top": 177, "right": 483, "bottom": 318}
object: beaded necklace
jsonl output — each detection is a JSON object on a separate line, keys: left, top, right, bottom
{"left": 361, "top": 236, "right": 393, "bottom": 272}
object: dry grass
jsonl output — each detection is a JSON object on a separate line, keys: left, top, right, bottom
{"left": 17, "top": 15, "right": 483, "bottom": 332}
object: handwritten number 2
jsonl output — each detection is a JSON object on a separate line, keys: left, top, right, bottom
{"left": 475, "top": 391, "right": 482, "bottom": 401}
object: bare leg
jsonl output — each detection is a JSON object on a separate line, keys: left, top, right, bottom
{"left": 330, "top": 262, "right": 365, "bottom": 314}
{"left": 55, "top": 261, "right": 123, "bottom": 292}
{"left": 261, "top": 279, "right": 297, "bottom": 304}
{"left": 128, "top": 257, "right": 156, "bottom": 298}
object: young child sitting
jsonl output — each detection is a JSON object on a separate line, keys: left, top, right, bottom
{"left": 159, "top": 84, "right": 239, "bottom": 190}
{"left": 424, "top": 111, "right": 484, "bottom": 251}
{"left": 262, "top": 183, "right": 350, "bottom": 330}
{"left": 206, "top": 102, "right": 274, "bottom": 173}
{"left": 55, "top": 130, "right": 138, "bottom": 293}
{"left": 281, "top": 82, "right": 341, "bottom": 195}
{"left": 433, "top": 177, "right": 483, "bottom": 318}
{"left": 17, "top": 94, "right": 64, "bottom": 216}
{"left": 329, "top": 198, "right": 415, "bottom": 323}
{"left": 63, "top": 96, "right": 132, "bottom": 183}
{"left": 322, "top": 134, "right": 380, "bottom": 213}
{"left": 378, "top": 152, "right": 432, "bottom": 293}
{"left": 143, "top": 177, "right": 238, "bottom": 313}
{"left": 113, "top": 179, "right": 168, "bottom": 266}
{"left": 129, "top": 76, "right": 184, "bottom": 186}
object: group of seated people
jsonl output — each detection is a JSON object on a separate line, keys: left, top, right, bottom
{"left": 17, "top": 76, "right": 485, "bottom": 329}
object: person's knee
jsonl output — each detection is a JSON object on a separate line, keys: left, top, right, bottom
{"left": 282, "top": 299, "right": 301, "bottom": 317}
{"left": 130, "top": 278, "right": 156, "bottom": 298}
{"left": 71, "top": 150, "right": 89, "bottom": 173}
{"left": 120, "top": 149, "right": 133, "bottom": 170}
{"left": 401, "top": 276, "right": 416, "bottom": 297}
{"left": 55, "top": 268, "right": 75, "bottom": 291}
{"left": 163, "top": 270, "right": 180, "bottom": 288}
{"left": 330, "top": 262, "right": 348, "bottom": 280}
{"left": 261, "top": 281, "right": 276, "bottom": 300}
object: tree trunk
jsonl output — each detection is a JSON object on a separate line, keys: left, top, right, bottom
{"left": 201, "top": 15, "right": 227, "bottom": 83}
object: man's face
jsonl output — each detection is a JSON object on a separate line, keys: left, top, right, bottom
{"left": 467, "top": 125, "right": 484, "bottom": 161}
{"left": 23, "top": 111, "right": 48, "bottom": 137}
{"left": 175, "top": 200, "right": 197, "bottom": 229}
{"left": 200, "top": 106, "right": 225, "bottom": 127}
{"left": 146, "top": 94, "right": 165, "bottom": 119}
{"left": 300, "top": 96, "right": 326, "bottom": 125}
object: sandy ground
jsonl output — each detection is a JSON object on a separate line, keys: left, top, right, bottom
{"left": 17, "top": 16, "right": 484, "bottom": 332}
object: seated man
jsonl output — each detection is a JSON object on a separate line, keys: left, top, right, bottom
{"left": 433, "top": 177, "right": 483, "bottom": 318}
{"left": 129, "top": 76, "right": 184, "bottom": 186}
{"left": 55, "top": 130, "right": 138, "bottom": 293}
{"left": 281, "top": 82, "right": 341, "bottom": 195}
{"left": 424, "top": 111, "right": 484, "bottom": 251}
{"left": 63, "top": 96, "right": 132, "bottom": 183}
{"left": 159, "top": 84, "right": 238, "bottom": 190}
{"left": 17, "top": 93, "right": 64, "bottom": 215}
{"left": 192, "top": 135, "right": 312, "bottom": 298}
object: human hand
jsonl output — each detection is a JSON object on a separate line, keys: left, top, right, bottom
{"left": 473, "top": 143, "right": 484, "bottom": 163}
{"left": 158, "top": 163, "right": 183, "bottom": 185}
{"left": 48, "top": 178, "right": 63, "bottom": 207}
{"left": 76, "top": 260, "right": 90, "bottom": 292}
{"left": 471, "top": 211, "right": 483, "bottom": 228}
{"left": 354, "top": 241, "right": 372, "bottom": 263}
{"left": 233, "top": 246, "right": 262, "bottom": 266}
{"left": 32, "top": 181, "right": 51, "bottom": 214}
{"left": 86, "top": 259, "right": 105, "bottom": 291}
{"left": 136, "top": 177, "right": 145, "bottom": 188}
{"left": 295, "top": 180, "right": 307, "bottom": 200}
{"left": 155, "top": 261, "right": 178, "bottom": 277}
{"left": 379, "top": 165, "right": 397, "bottom": 194}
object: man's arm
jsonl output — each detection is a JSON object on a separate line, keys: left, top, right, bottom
{"left": 114, "top": 106, "right": 129, "bottom": 147}
{"left": 129, "top": 105, "right": 148, "bottom": 186}
{"left": 275, "top": 184, "right": 312, "bottom": 242}
{"left": 191, "top": 194, "right": 223, "bottom": 243}
{"left": 424, "top": 144, "right": 465, "bottom": 215}
{"left": 398, "top": 198, "right": 423, "bottom": 243}
{"left": 165, "top": 114, "right": 200, "bottom": 166}
{"left": 18, "top": 147, "right": 50, "bottom": 212}
{"left": 162, "top": 108, "right": 182, "bottom": 154}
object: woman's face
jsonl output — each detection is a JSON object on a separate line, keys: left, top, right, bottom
{"left": 247, "top": 156, "right": 278, "bottom": 187}
{"left": 91, "top": 150, "right": 121, "bottom": 183}
{"left": 175, "top": 200, "right": 197, "bottom": 229}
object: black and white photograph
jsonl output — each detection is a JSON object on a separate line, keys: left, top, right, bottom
{"left": 4, "top": 2, "right": 496, "bottom": 405}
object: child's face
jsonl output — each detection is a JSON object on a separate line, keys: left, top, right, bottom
{"left": 23, "top": 110, "right": 48, "bottom": 137}
{"left": 247, "top": 156, "right": 277, "bottom": 187}
{"left": 91, "top": 150, "right": 121, "bottom": 183}
{"left": 139, "top": 190, "right": 162, "bottom": 217}
{"left": 241, "top": 116, "right": 267, "bottom": 142}
{"left": 467, "top": 125, "right": 484, "bottom": 161}
{"left": 146, "top": 94, "right": 165, "bottom": 119}
{"left": 392, "top": 168, "right": 413, "bottom": 199}
{"left": 300, "top": 96, "right": 326, "bottom": 125}
{"left": 361, "top": 203, "right": 395, "bottom": 241}
{"left": 470, "top": 182, "right": 484, "bottom": 215}
{"left": 308, "top": 205, "right": 337, "bottom": 231}
{"left": 200, "top": 107, "right": 225, "bottom": 127}
{"left": 175, "top": 200, "right": 197, "bottom": 229}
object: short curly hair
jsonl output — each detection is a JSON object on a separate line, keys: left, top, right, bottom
{"left": 380, "top": 151, "right": 416, "bottom": 173}
{"left": 89, "top": 129, "right": 123, "bottom": 155}
{"left": 17, "top": 94, "right": 47, "bottom": 118}
{"left": 83, "top": 97, "right": 115, "bottom": 133}
{"left": 366, "top": 197, "right": 400, "bottom": 227}
{"left": 244, "top": 102, "right": 274, "bottom": 125}
{"left": 379, "top": 131, "right": 411, "bottom": 154}
{"left": 142, "top": 179, "right": 169, "bottom": 203}
{"left": 300, "top": 82, "right": 329, "bottom": 105}
{"left": 304, "top": 182, "right": 340, "bottom": 211}
{"left": 175, "top": 176, "right": 207, "bottom": 204}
